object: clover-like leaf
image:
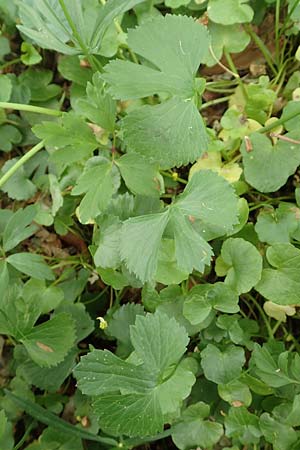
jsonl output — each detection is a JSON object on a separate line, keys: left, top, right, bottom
{"left": 204, "top": 23, "right": 250, "bottom": 66}
{"left": 0, "top": 125, "right": 22, "bottom": 152}
{"left": 241, "top": 132, "right": 300, "bottom": 193}
{"left": 260, "top": 413, "right": 298, "bottom": 450}
{"left": 201, "top": 344, "right": 245, "bottom": 384}
{"left": 0, "top": 158, "right": 36, "bottom": 201}
{"left": 74, "top": 311, "right": 195, "bottom": 437}
{"left": 250, "top": 343, "right": 300, "bottom": 388}
{"left": 225, "top": 407, "right": 262, "bottom": 445}
{"left": 171, "top": 403, "right": 223, "bottom": 450}
{"left": 207, "top": 0, "right": 254, "bottom": 25}
{"left": 215, "top": 238, "right": 262, "bottom": 294}
{"left": 255, "top": 203, "right": 299, "bottom": 244}
{"left": 255, "top": 243, "right": 300, "bottom": 305}
{"left": 0, "top": 74, "right": 12, "bottom": 102}
{"left": 183, "top": 282, "right": 239, "bottom": 325}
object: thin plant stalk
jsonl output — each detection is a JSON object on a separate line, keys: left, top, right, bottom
{"left": 0, "top": 140, "right": 45, "bottom": 188}
{"left": 0, "top": 102, "right": 62, "bottom": 116}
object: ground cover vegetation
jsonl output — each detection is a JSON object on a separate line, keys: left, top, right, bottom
{"left": 1, "top": 0, "right": 300, "bottom": 449}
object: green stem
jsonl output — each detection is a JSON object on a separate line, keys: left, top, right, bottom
{"left": 124, "top": 429, "right": 172, "bottom": 448}
{"left": 200, "top": 95, "right": 231, "bottom": 110}
{"left": 246, "top": 294, "right": 274, "bottom": 340}
{"left": 0, "top": 57, "right": 21, "bottom": 70}
{"left": 13, "top": 421, "right": 35, "bottom": 450}
{"left": 0, "top": 140, "right": 45, "bottom": 188}
{"left": 257, "top": 106, "right": 300, "bottom": 134}
{"left": 223, "top": 49, "right": 248, "bottom": 101}
{"left": 280, "top": 0, "right": 299, "bottom": 36}
{"left": 58, "top": 0, "right": 101, "bottom": 71}
{"left": 275, "top": 0, "right": 281, "bottom": 66}
{"left": 0, "top": 102, "right": 62, "bottom": 116}
{"left": 244, "top": 24, "right": 278, "bottom": 76}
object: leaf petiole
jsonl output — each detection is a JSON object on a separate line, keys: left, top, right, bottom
{"left": 0, "top": 140, "right": 45, "bottom": 189}
{"left": 0, "top": 102, "right": 62, "bottom": 116}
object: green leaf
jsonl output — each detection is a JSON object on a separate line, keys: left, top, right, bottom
{"left": 33, "top": 113, "right": 99, "bottom": 165}
{"left": 94, "top": 217, "right": 122, "bottom": 268}
{"left": 56, "top": 302, "right": 94, "bottom": 343}
{"left": 255, "top": 203, "right": 299, "bottom": 244}
{"left": 58, "top": 55, "right": 93, "bottom": 86}
{"left": 285, "top": 394, "right": 300, "bottom": 427}
{"left": 3, "top": 205, "right": 38, "bottom": 252}
{"left": 95, "top": 392, "right": 164, "bottom": 437}
{"left": 0, "top": 74, "right": 12, "bottom": 102}
{"left": 175, "top": 170, "right": 238, "bottom": 232}
{"left": 120, "top": 211, "right": 169, "bottom": 283}
{"left": 123, "top": 97, "right": 208, "bottom": 169}
{"left": 171, "top": 403, "right": 223, "bottom": 450}
{"left": 120, "top": 171, "right": 238, "bottom": 282}
{"left": 165, "top": 0, "right": 190, "bottom": 8}
{"left": 0, "top": 158, "right": 37, "bottom": 201}
{"left": 168, "top": 209, "right": 213, "bottom": 274}
{"left": 0, "top": 410, "right": 14, "bottom": 450}
{"left": 130, "top": 310, "right": 189, "bottom": 374}
{"left": 117, "top": 153, "right": 162, "bottom": 197}
{"left": 37, "top": 427, "right": 83, "bottom": 450}
{"left": 155, "top": 239, "right": 190, "bottom": 285}
{"left": 75, "top": 311, "right": 195, "bottom": 437}
{"left": 260, "top": 413, "right": 298, "bottom": 450}
{"left": 241, "top": 132, "right": 300, "bottom": 193}
{"left": 21, "top": 68, "right": 61, "bottom": 103}
{"left": 21, "top": 42, "right": 42, "bottom": 65}
{"left": 72, "top": 157, "right": 120, "bottom": 224}
{"left": 77, "top": 72, "right": 116, "bottom": 132}
{"left": 22, "top": 313, "right": 76, "bottom": 367}
{"left": 4, "top": 390, "right": 117, "bottom": 446}
{"left": 204, "top": 22, "right": 250, "bottom": 66}
{"left": 107, "top": 303, "right": 145, "bottom": 358}
{"left": 18, "top": 0, "right": 145, "bottom": 56}
{"left": 103, "top": 14, "right": 209, "bottom": 100}
{"left": 0, "top": 36, "right": 10, "bottom": 62}
{"left": 215, "top": 238, "right": 262, "bottom": 294}
{"left": 250, "top": 343, "right": 300, "bottom": 387}
{"left": 0, "top": 124, "right": 22, "bottom": 152}
{"left": 255, "top": 243, "right": 300, "bottom": 305}
{"left": 218, "top": 380, "right": 252, "bottom": 407}
{"left": 183, "top": 282, "right": 239, "bottom": 325}
{"left": 24, "top": 279, "right": 64, "bottom": 314}
{"left": 201, "top": 344, "right": 245, "bottom": 384}
{"left": 15, "top": 346, "right": 77, "bottom": 392}
{"left": 207, "top": 0, "right": 254, "bottom": 25}
{"left": 225, "top": 406, "right": 262, "bottom": 445}
{"left": 7, "top": 253, "right": 54, "bottom": 280}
